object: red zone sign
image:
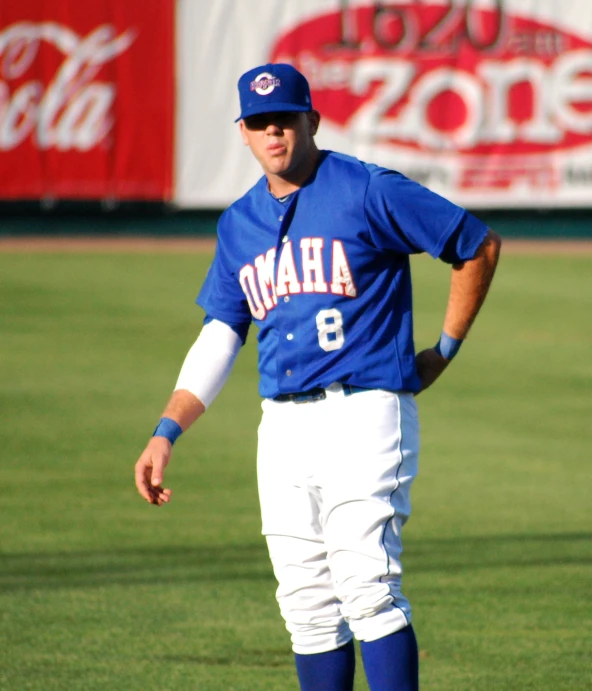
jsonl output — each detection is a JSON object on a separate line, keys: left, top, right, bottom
{"left": 0, "top": 0, "right": 174, "bottom": 200}
{"left": 270, "top": 2, "right": 592, "bottom": 198}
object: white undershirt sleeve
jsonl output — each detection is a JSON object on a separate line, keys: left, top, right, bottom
{"left": 174, "top": 318, "right": 244, "bottom": 409}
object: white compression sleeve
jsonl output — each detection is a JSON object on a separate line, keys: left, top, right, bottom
{"left": 174, "top": 319, "right": 244, "bottom": 409}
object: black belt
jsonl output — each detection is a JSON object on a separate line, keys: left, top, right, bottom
{"left": 273, "top": 384, "right": 368, "bottom": 403}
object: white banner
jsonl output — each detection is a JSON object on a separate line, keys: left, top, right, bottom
{"left": 175, "top": 0, "right": 592, "bottom": 209}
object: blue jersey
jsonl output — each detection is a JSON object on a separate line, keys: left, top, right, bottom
{"left": 197, "top": 151, "right": 488, "bottom": 398}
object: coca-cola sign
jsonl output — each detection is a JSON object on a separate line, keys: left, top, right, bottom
{"left": 0, "top": 23, "right": 136, "bottom": 152}
{"left": 0, "top": 1, "right": 174, "bottom": 200}
{"left": 270, "top": 0, "right": 592, "bottom": 205}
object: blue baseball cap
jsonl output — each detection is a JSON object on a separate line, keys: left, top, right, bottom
{"left": 235, "top": 63, "right": 312, "bottom": 122}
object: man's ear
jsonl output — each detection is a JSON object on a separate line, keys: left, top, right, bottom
{"left": 239, "top": 120, "right": 249, "bottom": 146}
{"left": 308, "top": 110, "right": 321, "bottom": 136}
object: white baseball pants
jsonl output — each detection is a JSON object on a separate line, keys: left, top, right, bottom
{"left": 257, "top": 385, "right": 420, "bottom": 655}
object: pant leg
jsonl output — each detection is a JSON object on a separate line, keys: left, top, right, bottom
{"left": 265, "top": 534, "right": 353, "bottom": 654}
{"left": 318, "top": 391, "right": 419, "bottom": 642}
{"left": 258, "top": 398, "right": 352, "bottom": 655}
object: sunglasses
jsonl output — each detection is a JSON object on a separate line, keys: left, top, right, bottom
{"left": 243, "top": 111, "right": 303, "bottom": 131}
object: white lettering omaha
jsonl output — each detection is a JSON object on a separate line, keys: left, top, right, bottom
{"left": 240, "top": 238, "right": 357, "bottom": 320}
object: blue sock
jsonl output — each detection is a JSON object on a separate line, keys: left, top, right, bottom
{"left": 360, "top": 625, "right": 419, "bottom": 691}
{"left": 295, "top": 639, "right": 356, "bottom": 691}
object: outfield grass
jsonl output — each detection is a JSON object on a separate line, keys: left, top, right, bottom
{"left": 0, "top": 249, "right": 590, "bottom": 691}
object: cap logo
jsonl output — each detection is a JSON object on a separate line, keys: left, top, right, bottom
{"left": 250, "top": 72, "right": 281, "bottom": 96}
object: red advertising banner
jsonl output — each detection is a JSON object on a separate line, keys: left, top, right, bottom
{"left": 0, "top": 0, "right": 174, "bottom": 200}
{"left": 264, "top": 1, "right": 592, "bottom": 208}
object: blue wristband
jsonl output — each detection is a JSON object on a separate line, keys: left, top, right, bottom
{"left": 434, "top": 331, "right": 463, "bottom": 361}
{"left": 152, "top": 417, "right": 183, "bottom": 445}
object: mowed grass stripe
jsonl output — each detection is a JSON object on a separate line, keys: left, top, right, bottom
{"left": 1, "top": 252, "right": 590, "bottom": 691}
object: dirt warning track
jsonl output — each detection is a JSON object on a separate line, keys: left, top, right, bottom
{"left": 0, "top": 236, "right": 218, "bottom": 253}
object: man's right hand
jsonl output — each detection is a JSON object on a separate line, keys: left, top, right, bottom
{"left": 135, "top": 436, "right": 173, "bottom": 506}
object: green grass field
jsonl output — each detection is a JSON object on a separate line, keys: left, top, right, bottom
{"left": 1, "top": 248, "right": 590, "bottom": 691}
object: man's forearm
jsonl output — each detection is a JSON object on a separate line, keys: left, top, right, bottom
{"left": 160, "top": 389, "right": 206, "bottom": 431}
{"left": 443, "top": 228, "right": 502, "bottom": 339}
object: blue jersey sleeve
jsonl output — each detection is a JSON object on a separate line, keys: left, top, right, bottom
{"left": 439, "top": 213, "right": 490, "bottom": 264}
{"left": 364, "top": 169, "right": 475, "bottom": 259}
{"left": 196, "top": 230, "right": 252, "bottom": 329}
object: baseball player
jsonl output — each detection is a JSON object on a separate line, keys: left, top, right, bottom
{"left": 134, "top": 63, "right": 501, "bottom": 691}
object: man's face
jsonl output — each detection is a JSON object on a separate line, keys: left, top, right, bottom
{"left": 239, "top": 111, "right": 320, "bottom": 179}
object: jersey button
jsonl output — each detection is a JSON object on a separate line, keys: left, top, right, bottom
{"left": 284, "top": 296, "right": 290, "bottom": 303}
{"left": 286, "top": 369, "right": 292, "bottom": 376}
{"left": 281, "top": 236, "right": 288, "bottom": 244}
{"left": 287, "top": 333, "right": 293, "bottom": 341}
{"left": 278, "top": 215, "right": 284, "bottom": 221}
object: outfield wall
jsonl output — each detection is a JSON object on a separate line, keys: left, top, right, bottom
{"left": 0, "top": 206, "right": 590, "bottom": 240}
